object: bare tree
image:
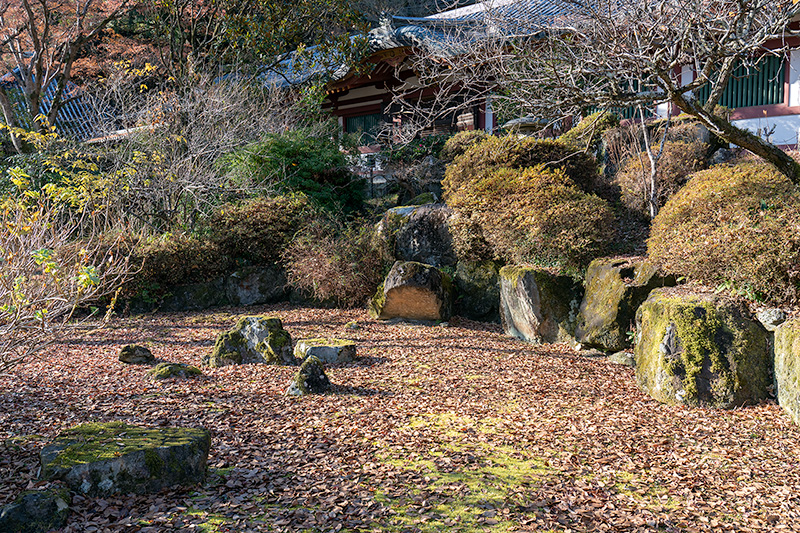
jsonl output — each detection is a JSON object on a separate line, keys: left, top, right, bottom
{"left": 391, "top": 0, "right": 800, "bottom": 182}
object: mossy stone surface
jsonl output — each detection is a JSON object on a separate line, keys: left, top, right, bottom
{"left": 369, "top": 261, "right": 454, "bottom": 321}
{"left": 576, "top": 257, "right": 675, "bottom": 352}
{"left": 119, "top": 344, "right": 155, "bottom": 365}
{"left": 203, "top": 316, "right": 295, "bottom": 367}
{"left": 0, "top": 486, "right": 70, "bottom": 533}
{"left": 454, "top": 260, "right": 501, "bottom": 323}
{"left": 286, "top": 356, "right": 331, "bottom": 396}
{"left": 40, "top": 422, "right": 210, "bottom": 496}
{"left": 634, "top": 289, "right": 770, "bottom": 408}
{"left": 149, "top": 362, "right": 202, "bottom": 379}
{"left": 499, "top": 265, "right": 583, "bottom": 344}
{"left": 774, "top": 319, "right": 800, "bottom": 425}
{"left": 294, "top": 338, "right": 356, "bottom": 364}
{"left": 159, "top": 278, "right": 228, "bottom": 312}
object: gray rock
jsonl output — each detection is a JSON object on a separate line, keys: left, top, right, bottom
{"left": 394, "top": 205, "right": 457, "bottom": 267}
{"left": 294, "top": 339, "right": 356, "bottom": 364}
{"left": 225, "top": 266, "right": 287, "bottom": 306}
{"left": 774, "top": 320, "right": 800, "bottom": 425}
{"left": 0, "top": 487, "right": 70, "bottom": 533}
{"left": 369, "top": 261, "right": 454, "bottom": 321}
{"left": 286, "top": 356, "right": 331, "bottom": 397}
{"left": 499, "top": 265, "right": 583, "bottom": 345}
{"left": 149, "top": 362, "right": 202, "bottom": 379}
{"left": 203, "top": 316, "right": 295, "bottom": 367}
{"left": 608, "top": 351, "right": 635, "bottom": 367}
{"left": 575, "top": 257, "right": 675, "bottom": 352}
{"left": 756, "top": 308, "right": 787, "bottom": 332}
{"left": 635, "top": 288, "right": 770, "bottom": 408}
{"left": 710, "top": 147, "right": 735, "bottom": 165}
{"left": 454, "top": 260, "right": 501, "bottom": 323}
{"left": 40, "top": 422, "right": 210, "bottom": 496}
{"left": 119, "top": 344, "right": 154, "bottom": 365}
{"left": 159, "top": 278, "right": 227, "bottom": 312}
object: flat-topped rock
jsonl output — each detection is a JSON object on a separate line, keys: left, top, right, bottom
{"left": 40, "top": 422, "right": 210, "bottom": 496}
{"left": 203, "top": 316, "right": 294, "bottom": 367}
{"left": 369, "top": 261, "right": 454, "bottom": 322}
{"left": 294, "top": 338, "right": 356, "bottom": 364}
{"left": 286, "top": 356, "right": 331, "bottom": 397}
{"left": 149, "top": 362, "right": 202, "bottom": 379}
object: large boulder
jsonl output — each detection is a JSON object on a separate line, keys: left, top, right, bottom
{"left": 225, "top": 265, "right": 287, "bottom": 306}
{"left": 774, "top": 319, "right": 800, "bottom": 425}
{"left": 159, "top": 278, "right": 227, "bottom": 312}
{"left": 286, "top": 356, "right": 331, "bottom": 397}
{"left": 575, "top": 257, "right": 675, "bottom": 352}
{"left": 369, "top": 261, "right": 454, "bottom": 321}
{"left": 499, "top": 265, "right": 583, "bottom": 344}
{"left": 294, "top": 338, "right": 356, "bottom": 365}
{"left": 203, "top": 316, "right": 294, "bottom": 367}
{"left": 0, "top": 487, "right": 71, "bottom": 533}
{"left": 634, "top": 288, "right": 771, "bottom": 408}
{"left": 453, "top": 260, "right": 501, "bottom": 323}
{"left": 40, "top": 422, "right": 210, "bottom": 497}
{"left": 119, "top": 344, "right": 155, "bottom": 365}
{"left": 375, "top": 205, "right": 456, "bottom": 267}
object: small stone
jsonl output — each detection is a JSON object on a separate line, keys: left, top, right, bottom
{"left": 0, "top": 486, "right": 71, "bottom": 533}
{"left": 294, "top": 339, "right": 356, "bottom": 365}
{"left": 344, "top": 321, "right": 360, "bottom": 330}
{"left": 756, "top": 308, "right": 787, "bottom": 332}
{"left": 286, "top": 356, "right": 331, "bottom": 397}
{"left": 608, "top": 351, "right": 635, "bottom": 367}
{"left": 149, "top": 363, "right": 202, "bottom": 379}
{"left": 119, "top": 344, "right": 154, "bottom": 365}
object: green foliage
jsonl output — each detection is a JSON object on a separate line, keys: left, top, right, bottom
{"left": 648, "top": 162, "right": 800, "bottom": 304}
{"left": 446, "top": 165, "right": 616, "bottom": 271}
{"left": 616, "top": 140, "right": 708, "bottom": 217}
{"left": 558, "top": 112, "right": 620, "bottom": 151}
{"left": 283, "top": 215, "right": 386, "bottom": 308}
{"left": 388, "top": 134, "right": 450, "bottom": 164}
{"left": 219, "top": 129, "right": 363, "bottom": 212}
{"left": 439, "top": 130, "right": 489, "bottom": 162}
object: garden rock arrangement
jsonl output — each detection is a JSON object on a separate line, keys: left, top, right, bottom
{"left": 0, "top": 486, "right": 71, "bottom": 533}
{"left": 634, "top": 288, "right": 771, "bottom": 408}
{"left": 369, "top": 261, "right": 454, "bottom": 321}
{"left": 40, "top": 422, "right": 210, "bottom": 497}
{"left": 118, "top": 344, "right": 155, "bottom": 365}
{"left": 294, "top": 338, "right": 356, "bottom": 364}
{"left": 286, "top": 356, "right": 331, "bottom": 397}
{"left": 774, "top": 319, "right": 800, "bottom": 424}
{"left": 453, "top": 260, "right": 501, "bottom": 323}
{"left": 499, "top": 265, "right": 583, "bottom": 345}
{"left": 203, "top": 316, "right": 294, "bottom": 367}
{"left": 575, "top": 257, "right": 675, "bottom": 352}
{"left": 393, "top": 204, "right": 457, "bottom": 267}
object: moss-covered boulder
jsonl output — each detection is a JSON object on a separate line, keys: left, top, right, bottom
{"left": 119, "top": 344, "right": 155, "bottom": 365}
{"left": 203, "top": 316, "right": 294, "bottom": 367}
{"left": 368, "top": 261, "right": 454, "bottom": 321}
{"left": 286, "top": 356, "right": 331, "bottom": 397}
{"left": 454, "top": 260, "right": 501, "bottom": 323}
{"left": 499, "top": 265, "right": 583, "bottom": 344}
{"left": 159, "top": 278, "right": 228, "bottom": 312}
{"left": 149, "top": 362, "right": 202, "bottom": 379}
{"left": 394, "top": 205, "right": 456, "bottom": 268}
{"left": 294, "top": 338, "right": 356, "bottom": 364}
{"left": 40, "top": 422, "right": 210, "bottom": 496}
{"left": 774, "top": 319, "right": 800, "bottom": 425}
{"left": 575, "top": 257, "right": 675, "bottom": 352}
{"left": 634, "top": 289, "right": 771, "bottom": 408}
{"left": 0, "top": 486, "right": 71, "bottom": 533}
{"left": 224, "top": 265, "right": 288, "bottom": 306}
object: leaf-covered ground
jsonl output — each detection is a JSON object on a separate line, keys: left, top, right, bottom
{"left": 1, "top": 303, "right": 799, "bottom": 532}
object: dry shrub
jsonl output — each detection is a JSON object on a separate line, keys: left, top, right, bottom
{"left": 440, "top": 130, "right": 489, "bottom": 161}
{"left": 558, "top": 112, "right": 619, "bottom": 152}
{"left": 648, "top": 162, "right": 800, "bottom": 304}
{"left": 616, "top": 140, "right": 707, "bottom": 217}
{"left": 447, "top": 165, "right": 616, "bottom": 271}
{"left": 283, "top": 217, "right": 386, "bottom": 308}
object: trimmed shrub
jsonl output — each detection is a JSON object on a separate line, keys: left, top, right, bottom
{"left": 443, "top": 135, "right": 611, "bottom": 202}
{"left": 648, "top": 162, "right": 800, "bottom": 304}
{"left": 616, "top": 140, "right": 707, "bottom": 216}
{"left": 283, "top": 216, "right": 386, "bottom": 308}
{"left": 218, "top": 129, "right": 363, "bottom": 212}
{"left": 205, "top": 194, "right": 314, "bottom": 266}
{"left": 558, "top": 112, "right": 619, "bottom": 152}
{"left": 440, "top": 130, "right": 489, "bottom": 161}
{"left": 447, "top": 165, "right": 616, "bottom": 271}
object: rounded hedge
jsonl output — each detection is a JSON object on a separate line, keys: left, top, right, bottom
{"left": 440, "top": 130, "right": 489, "bottom": 161}
{"left": 648, "top": 162, "right": 800, "bottom": 304}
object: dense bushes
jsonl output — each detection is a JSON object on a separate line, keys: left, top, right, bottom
{"left": 558, "top": 112, "right": 619, "bottom": 152}
{"left": 219, "top": 129, "right": 363, "bottom": 212}
{"left": 440, "top": 130, "right": 489, "bottom": 161}
{"left": 446, "top": 164, "right": 616, "bottom": 271}
{"left": 648, "top": 162, "right": 800, "bottom": 304}
{"left": 616, "top": 140, "right": 707, "bottom": 217}
{"left": 283, "top": 216, "right": 386, "bottom": 308}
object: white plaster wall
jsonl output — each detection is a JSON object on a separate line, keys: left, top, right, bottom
{"left": 732, "top": 115, "right": 800, "bottom": 147}
{"left": 789, "top": 49, "right": 800, "bottom": 108}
